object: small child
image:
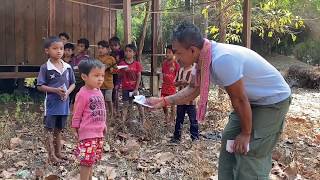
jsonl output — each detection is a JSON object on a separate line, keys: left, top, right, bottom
{"left": 161, "top": 45, "right": 180, "bottom": 125}
{"left": 37, "top": 36, "right": 76, "bottom": 164}
{"left": 118, "top": 44, "right": 144, "bottom": 123}
{"left": 70, "top": 38, "right": 90, "bottom": 105}
{"left": 63, "top": 43, "right": 75, "bottom": 63}
{"left": 109, "top": 36, "right": 125, "bottom": 117}
{"left": 58, "top": 32, "right": 70, "bottom": 45}
{"left": 97, "top": 40, "right": 117, "bottom": 120}
{"left": 170, "top": 63, "right": 199, "bottom": 143}
{"left": 71, "top": 59, "right": 107, "bottom": 180}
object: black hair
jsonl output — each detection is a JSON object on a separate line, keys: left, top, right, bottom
{"left": 125, "top": 44, "right": 137, "bottom": 52}
{"left": 58, "top": 32, "right": 70, "bottom": 40}
{"left": 64, "top": 43, "right": 75, "bottom": 50}
{"left": 166, "top": 44, "right": 173, "bottom": 51}
{"left": 172, "top": 21, "right": 204, "bottom": 49}
{"left": 78, "top": 59, "right": 105, "bottom": 75}
{"left": 109, "top": 36, "right": 121, "bottom": 45}
{"left": 97, "top": 40, "right": 109, "bottom": 48}
{"left": 43, "top": 36, "right": 62, "bottom": 49}
{"left": 77, "top": 38, "right": 90, "bottom": 49}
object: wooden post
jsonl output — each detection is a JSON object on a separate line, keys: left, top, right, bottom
{"left": 123, "top": 0, "right": 132, "bottom": 44}
{"left": 49, "top": 0, "right": 56, "bottom": 36}
{"left": 151, "top": 0, "right": 161, "bottom": 96}
{"left": 243, "top": 0, "right": 251, "bottom": 48}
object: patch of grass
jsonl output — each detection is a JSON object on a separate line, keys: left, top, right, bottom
{"left": 0, "top": 92, "right": 32, "bottom": 103}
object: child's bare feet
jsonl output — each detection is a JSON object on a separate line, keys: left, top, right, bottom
{"left": 48, "top": 155, "right": 62, "bottom": 165}
{"left": 55, "top": 153, "right": 69, "bottom": 161}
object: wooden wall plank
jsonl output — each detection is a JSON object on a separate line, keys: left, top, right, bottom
{"left": 72, "top": 1, "right": 80, "bottom": 42}
{"left": 0, "top": 0, "right": 6, "bottom": 65}
{"left": 55, "top": 0, "right": 66, "bottom": 35}
{"left": 79, "top": 0, "right": 88, "bottom": 38}
{"left": 4, "top": 0, "right": 16, "bottom": 65}
{"left": 101, "top": 0, "right": 109, "bottom": 40}
{"left": 64, "top": 1, "right": 73, "bottom": 40}
{"left": 25, "top": 0, "right": 36, "bottom": 64}
{"left": 35, "top": 0, "right": 49, "bottom": 65}
{"left": 87, "top": 5, "right": 96, "bottom": 56}
{"left": 15, "top": 0, "right": 26, "bottom": 65}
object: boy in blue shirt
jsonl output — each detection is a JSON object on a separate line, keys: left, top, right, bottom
{"left": 37, "top": 36, "right": 76, "bottom": 164}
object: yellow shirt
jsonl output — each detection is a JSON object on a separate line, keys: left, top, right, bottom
{"left": 98, "top": 55, "right": 116, "bottom": 89}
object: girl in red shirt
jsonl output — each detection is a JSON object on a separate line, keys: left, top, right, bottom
{"left": 118, "top": 44, "right": 145, "bottom": 124}
{"left": 161, "top": 45, "right": 180, "bottom": 125}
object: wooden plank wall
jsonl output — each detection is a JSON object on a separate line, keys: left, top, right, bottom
{"left": 55, "top": 0, "right": 116, "bottom": 57}
{"left": 0, "top": 0, "right": 116, "bottom": 66}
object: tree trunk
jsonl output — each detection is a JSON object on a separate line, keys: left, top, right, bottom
{"left": 219, "top": 0, "right": 226, "bottom": 43}
{"left": 138, "top": 2, "right": 151, "bottom": 62}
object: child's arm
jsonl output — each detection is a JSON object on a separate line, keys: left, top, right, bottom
{"left": 71, "top": 93, "right": 87, "bottom": 139}
{"left": 38, "top": 85, "right": 66, "bottom": 98}
{"left": 133, "top": 72, "right": 142, "bottom": 95}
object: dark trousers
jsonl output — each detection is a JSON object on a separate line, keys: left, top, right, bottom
{"left": 174, "top": 105, "right": 199, "bottom": 140}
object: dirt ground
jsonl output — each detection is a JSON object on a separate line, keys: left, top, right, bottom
{"left": 0, "top": 55, "right": 319, "bottom": 180}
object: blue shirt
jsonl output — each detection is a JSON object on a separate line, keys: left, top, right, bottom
{"left": 210, "top": 41, "right": 291, "bottom": 105}
{"left": 37, "top": 59, "right": 76, "bottom": 115}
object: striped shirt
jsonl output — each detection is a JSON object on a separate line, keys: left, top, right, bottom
{"left": 176, "top": 65, "right": 195, "bottom": 105}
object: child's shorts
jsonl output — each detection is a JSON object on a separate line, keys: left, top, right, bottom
{"left": 44, "top": 115, "right": 67, "bottom": 129}
{"left": 122, "top": 89, "right": 135, "bottom": 101}
{"left": 75, "top": 137, "right": 104, "bottom": 167}
{"left": 102, "top": 89, "right": 113, "bottom": 102}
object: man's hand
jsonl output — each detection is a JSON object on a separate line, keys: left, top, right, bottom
{"left": 146, "top": 97, "right": 164, "bottom": 109}
{"left": 233, "top": 133, "right": 250, "bottom": 155}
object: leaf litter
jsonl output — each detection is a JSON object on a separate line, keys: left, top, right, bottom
{"left": 0, "top": 88, "right": 319, "bottom": 179}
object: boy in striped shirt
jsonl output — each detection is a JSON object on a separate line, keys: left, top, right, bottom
{"left": 170, "top": 63, "right": 199, "bottom": 143}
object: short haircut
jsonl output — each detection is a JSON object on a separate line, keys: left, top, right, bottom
{"left": 43, "top": 36, "right": 62, "bottom": 49}
{"left": 64, "top": 43, "right": 75, "bottom": 50}
{"left": 109, "top": 36, "right": 121, "bottom": 45}
{"left": 172, "top": 21, "right": 204, "bottom": 49}
{"left": 125, "top": 44, "right": 137, "bottom": 52}
{"left": 58, "top": 32, "right": 70, "bottom": 40}
{"left": 97, "top": 40, "right": 109, "bottom": 48}
{"left": 166, "top": 44, "right": 173, "bottom": 51}
{"left": 78, "top": 59, "right": 105, "bottom": 75}
{"left": 77, "top": 38, "right": 90, "bottom": 49}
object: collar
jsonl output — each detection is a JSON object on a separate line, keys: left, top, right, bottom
{"left": 47, "top": 59, "right": 71, "bottom": 74}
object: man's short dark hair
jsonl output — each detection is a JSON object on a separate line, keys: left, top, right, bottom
{"left": 77, "top": 38, "right": 90, "bottom": 49}
{"left": 78, "top": 59, "right": 105, "bottom": 75}
{"left": 125, "top": 44, "right": 137, "bottom": 52}
{"left": 109, "top": 36, "right": 121, "bottom": 45}
{"left": 97, "top": 40, "right": 109, "bottom": 48}
{"left": 64, "top": 43, "right": 75, "bottom": 50}
{"left": 44, "top": 36, "right": 62, "bottom": 49}
{"left": 58, "top": 32, "right": 70, "bottom": 40}
{"left": 166, "top": 44, "right": 173, "bottom": 51}
{"left": 172, "top": 21, "right": 204, "bottom": 49}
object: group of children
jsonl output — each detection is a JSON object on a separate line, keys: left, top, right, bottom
{"left": 37, "top": 33, "right": 198, "bottom": 179}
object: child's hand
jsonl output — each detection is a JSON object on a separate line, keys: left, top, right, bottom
{"left": 55, "top": 88, "right": 66, "bottom": 99}
{"left": 133, "top": 89, "right": 139, "bottom": 96}
{"left": 103, "top": 128, "right": 107, "bottom": 136}
{"left": 72, "top": 128, "right": 79, "bottom": 139}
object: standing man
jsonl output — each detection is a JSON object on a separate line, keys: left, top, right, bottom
{"left": 147, "top": 22, "right": 291, "bottom": 180}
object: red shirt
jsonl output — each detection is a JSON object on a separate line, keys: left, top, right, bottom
{"left": 119, "top": 60, "right": 143, "bottom": 90}
{"left": 161, "top": 59, "right": 180, "bottom": 95}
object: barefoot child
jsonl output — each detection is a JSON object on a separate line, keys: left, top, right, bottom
{"left": 71, "top": 59, "right": 107, "bottom": 180}
{"left": 37, "top": 36, "right": 76, "bottom": 164}
{"left": 118, "top": 44, "right": 145, "bottom": 123}
{"left": 97, "top": 40, "right": 117, "bottom": 120}
{"left": 109, "top": 36, "right": 124, "bottom": 117}
{"left": 161, "top": 45, "right": 180, "bottom": 124}
{"left": 170, "top": 63, "right": 199, "bottom": 143}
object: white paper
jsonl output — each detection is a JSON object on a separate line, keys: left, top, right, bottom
{"left": 133, "top": 95, "right": 152, "bottom": 108}
{"left": 117, "top": 65, "right": 128, "bottom": 69}
{"left": 226, "top": 140, "right": 250, "bottom": 153}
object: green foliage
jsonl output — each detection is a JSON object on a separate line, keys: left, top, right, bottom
{"left": 205, "top": 0, "right": 304, "bottom": 45}
{"left": 294, "top": 40, "right": 320, "bottom": 65}
{"left": 0, "top": 92, "right": 32, "bottom": 103}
